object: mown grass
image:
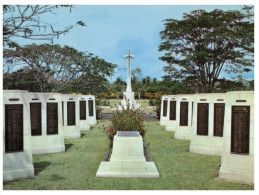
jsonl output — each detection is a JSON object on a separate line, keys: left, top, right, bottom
{"left": 3, "top": 120, "right": 253, "bottom": 190}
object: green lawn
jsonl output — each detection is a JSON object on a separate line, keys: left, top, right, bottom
{"left": 3, "top": 121, "right": 253, "bottom": 190}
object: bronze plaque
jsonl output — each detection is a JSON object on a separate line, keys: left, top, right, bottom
{"left": 88, "top": 100, "right": 94, "bottom": 117}
{"left": 197, "top": 103, "right": 209, "bottom": 135}
{"left": 80, "top": 101, "right": 86, "bottom": 120}
{"left": 180, "top": 102, "right": 188, "bottom": 126}
{"left": 163, "top": 100, "right": 168, "bottom": 117}
{"left": 169, "top": 101, "right": 176, "bottom": 120}
{"left": 30, "top": 103, "right": 42, "bottom": 136}
{"left": 47, "top": 103, "right": 58, "bottom": 134}
{"left": 231, "top": 106, "right": 250, "bottom": 154}
{"left": 214, "top": 103, "right": 225, "bottom": 137}
{"left": 5, "top": 104, "right": 23, "bottom": 152}
{"left": 67, "top": 101, "right": 76, "bottom": 126}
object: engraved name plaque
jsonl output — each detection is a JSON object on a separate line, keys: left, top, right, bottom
{"left": 117, "top": 131, "right": 140, "bottom": 137}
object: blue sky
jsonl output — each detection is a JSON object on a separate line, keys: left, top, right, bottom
{"left": 12, "top": 5, "right": 254, "bottom": 82}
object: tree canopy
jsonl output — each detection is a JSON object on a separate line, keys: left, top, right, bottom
{"left": 3, "top": 44, "right": 117, "bottom": 93}
{"left": 3, "top": 5, "right": 85, "bottom": 48}
{"left": 159, "top": 6, "right": 254, "bottom": 92}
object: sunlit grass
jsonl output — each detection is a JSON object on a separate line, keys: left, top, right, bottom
{"left": 3, "top": 121, "right": 253, "bottom": 190}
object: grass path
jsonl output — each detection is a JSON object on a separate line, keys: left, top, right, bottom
{"left": 3, "top": 121, "right": 253, "bottom": 190}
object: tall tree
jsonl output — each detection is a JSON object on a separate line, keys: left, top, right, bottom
{"left": 159, "top": 6, "right": 254, "bottom": 92}
{"left": 3, "top": 5, "right": 85, "bottom": 48}
{"left": 4, "top": 44, "right": 117, "bottom": 93}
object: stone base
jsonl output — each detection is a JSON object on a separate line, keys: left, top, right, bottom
{"left": 219, "top": 152, "right": 254, "bottom": 184}
{"left": 219, "top": 167, "right": 254, "bottom": 185}
{"left": 63, "top": 126, "right": 81, "bottom": 139}
{"left": 32, "top": 145, "right": 65, "bottom": 155}
{"left": 64, "top": 133, "right": 81, "bottom": 139}
{"left": 189, "top": 136, "right": 223, "bottom": 156}
{"left": 3, "top": 151, "right": 34, "bottom": 182}
{"left": 174, "top": 132, "right": 191, "bottom": 140}
{"left": 96, "top": 161, "right": 159, "bottom": 177}
{"left": 80, "top": 120, "right": 90, "bottom": 131}
{"left": 174, "top": 127, "right": 192, "bottom": 140}
{"left": 96, "top": 133, "right": 159, "bottom": 178}
{"left": 31, "top": 135, "right": 65, "bottom": 155}
{"left": 89, "top": 118, "right": 97, "bottom": 125}
{"left": 165, "top": 125, "right": 175, "bottom": 131}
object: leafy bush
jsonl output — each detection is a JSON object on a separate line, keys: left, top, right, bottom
{"left": 102, "top": 102, "right": 147, "bottom": 147}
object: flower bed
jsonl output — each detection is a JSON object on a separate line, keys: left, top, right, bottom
{"left": 101, "top": 103, "right": 147, "bottom": 147}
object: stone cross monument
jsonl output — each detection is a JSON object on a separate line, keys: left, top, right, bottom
{"left": 120, "top": 50, "right": 140, "bottom": 109}
{"left": 124, "top": 50, "right": 134, "bottom": 92}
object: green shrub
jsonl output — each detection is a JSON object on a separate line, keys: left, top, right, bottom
{"left": 102, "top": 102, "right": 147, "bottom": 147}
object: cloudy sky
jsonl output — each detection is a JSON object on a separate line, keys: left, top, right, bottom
{"left": 9, "top": 4, "right": 254, "bottom": 82}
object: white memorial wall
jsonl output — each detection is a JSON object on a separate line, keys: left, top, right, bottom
{"left": 3, "top": 90, "right": 97, "bottom": 182}
{"left": 219, "top": 91, "right": 254, "bottom": 184}
{"left": 159, "top": 91, "right": 254, "bottom": 184}
{"left": 3, "top": 90, "right": 35, "bottom": 182}
{"left": 189, "top": 93, "right": 226, "bottom": 156}
{"left": 173, "top": 94, "right": 194, "bottom": 140}
{"left": 159, "top": 95, "right": 170, "bottom": 126}
{"left": 29, "top": 92, "right": 65, "bottom": 154}
{"left": 78, "top": 95, "right": 91, "bottom": 131}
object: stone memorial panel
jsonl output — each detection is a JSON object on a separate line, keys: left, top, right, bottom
{"left": 163, "top": 100, "right": 167, "bottom": 117}
{"left": 117, "top": 131, "right": 140, "bottom": 137}
{"left": 67, "top": 101, "right": 76, "bottom": 126}
{"left": 180, "top": 102, "right": 188, "bottom": 126}
{"left": 214, "top": 103, "right": 225, "bottom": 137}
{"left": 30, "top": 103, "right": 42, "bottom": 136}
{"left": 47, "top": 103, "right": 58, "bottom": 134}
{"left": 197, "top": 103, "right": 209, "bottom": 135}
{"left": 231, "top": 106, "right": 250, "bottom": 154}
{"left": 169, "top": 101, "right": 176, "bottom": 120}
{"left": 80, "top": 100, "right": 86, "bottom": 120}
{"left": 88, "top": 100, "right": 94, "bottom": 117}
{"left": 5, "top": 104, "right": 23, "bottom": 152}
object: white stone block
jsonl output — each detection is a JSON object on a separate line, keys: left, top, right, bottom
{"left": 3, "top": 90, "right": 34, "bottom": 182}
{"left": 29, "top": 92, "right": 65, "bottom": 155}
{"left": 96, "top": 132, "right": 159, "bottom": 177}
{"left": 219, "top": 91, "right": 254, "bottom": 184}
{"left": 189, "top": 93, "right": 226, "bottom": 156}
{"left": 61, "top": 94, "right": 81, "bottom": 139}
{"left": 87, "top": 95, "right": 97, "bottom": 125}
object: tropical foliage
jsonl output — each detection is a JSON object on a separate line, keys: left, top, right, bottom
{"left": 159, "top": 6, "right": 254, "bottom": 92}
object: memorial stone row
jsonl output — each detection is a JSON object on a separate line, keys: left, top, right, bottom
{"left": 160, "top": 91, "right": 254, "bottom": 185}
{"left": 3, "top": 90, "right": 97, "bottom": 182}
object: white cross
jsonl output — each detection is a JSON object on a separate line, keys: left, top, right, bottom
{"left": 124, "top": 50, "right": 134, "bottom": 92}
